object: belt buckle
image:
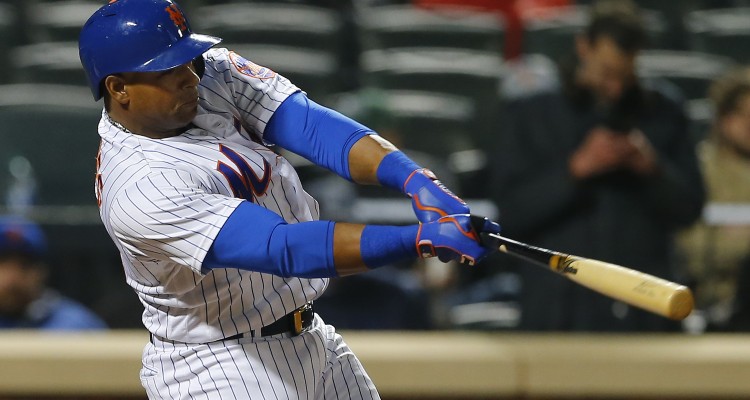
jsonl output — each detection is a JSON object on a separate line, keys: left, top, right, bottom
{"left": 292, "top": 303, "right": 313, "bottom": 335}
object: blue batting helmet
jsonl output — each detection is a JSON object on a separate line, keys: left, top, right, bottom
{"left": 78, "top": 0, "right": 222, "bottom": 101}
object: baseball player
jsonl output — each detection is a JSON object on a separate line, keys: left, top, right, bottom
{"left": 78, "top": 0, "right": 499, "bottom": 399}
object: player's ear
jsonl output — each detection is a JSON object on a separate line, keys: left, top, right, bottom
{"left": 104, "top": 74, "right": 129, "bottom": 105}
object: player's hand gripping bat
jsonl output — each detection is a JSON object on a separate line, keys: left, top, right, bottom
{"left": 477, "top": 227, "right": 694, "bottom": 321}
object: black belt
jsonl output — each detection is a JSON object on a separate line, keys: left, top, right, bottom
{"left": 151, "top": 302, "right": 314, "bottom": 345}
{"left": 229, "top": 302, "right": 314, "bottom": 339}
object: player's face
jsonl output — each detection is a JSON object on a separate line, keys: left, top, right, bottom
{"left": 720, "top": 93, "right": 750, "bottom": 158}
{"left": 577, "top": 36, "right": 637, "bottom": 105}
{"left": 0, "top": 255, "right": 45, "bottom": 317}
{"left": 120, "top": 62, "right": 201, "bottom": 138}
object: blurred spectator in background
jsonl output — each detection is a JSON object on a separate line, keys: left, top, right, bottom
{"left": 0, "top": 216, "right": 106, "bottom": 330}
{"left": 677, "top": 67, "right": 750, "bottom": 332}
{"left": 489, "top": 0, "right": 704, "bottom": 331}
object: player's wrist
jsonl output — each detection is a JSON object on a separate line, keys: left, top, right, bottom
{"left": 403, "top": 168, "right": 435, "bottom": 194}
{"left": 405, "top": 169, "right": 469, "bottom": 223}
{"left": 375, "top": 151, "right": 421, "bottom": 192}
{"left": 360, "top": 224, "right": 419, "bottom": 268}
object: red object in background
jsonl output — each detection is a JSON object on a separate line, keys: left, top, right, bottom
{"left": 413, "top": 0, "right": 571, "bottom": 60}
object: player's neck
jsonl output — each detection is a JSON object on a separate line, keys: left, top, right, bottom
{"left": 107, "top": 110, "right": 185, "bottom": 139}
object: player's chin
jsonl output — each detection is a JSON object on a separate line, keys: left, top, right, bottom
{"left": 176, "top": 100, "right": 199, "bottom": 120}
{"left": 180, "top": 97, "right": 199, "bottom": 110}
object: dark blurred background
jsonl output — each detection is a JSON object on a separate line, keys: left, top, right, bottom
{"left": 1, "top": 0, "right": 749, "bottom": 333}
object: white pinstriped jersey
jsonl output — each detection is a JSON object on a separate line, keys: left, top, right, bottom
{"left": 96, "top": 48, "right": 329, "bottom": 344}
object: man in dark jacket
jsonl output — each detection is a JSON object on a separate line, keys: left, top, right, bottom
{"left": 490, "top": 0, "right": 705, "bottom": 331}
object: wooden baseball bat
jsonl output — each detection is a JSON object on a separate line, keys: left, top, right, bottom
{"left": 481, "top": 232, "right": 694, "bottom": 321}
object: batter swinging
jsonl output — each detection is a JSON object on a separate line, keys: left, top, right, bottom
{"left": 78, "top": 1, "right": 499, "bottom": 398}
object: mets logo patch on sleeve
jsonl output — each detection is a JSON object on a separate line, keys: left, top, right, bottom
{"left": 229, "top": 51, "right": 276, "bottom": 80}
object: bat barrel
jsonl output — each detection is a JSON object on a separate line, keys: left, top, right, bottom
{"left": 562, "top": 257, "right": 694, "bottom": 321}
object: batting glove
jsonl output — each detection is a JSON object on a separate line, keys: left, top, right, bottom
{"left": 404, "top": 169, "right": 469, "bottom": 223}
{"left": 416, "top": 214, "right": 500, "bottom": 266}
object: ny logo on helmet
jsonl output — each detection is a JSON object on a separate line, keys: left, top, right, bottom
{"left": 165, "top": 3, "right": 187, "bottom": 32}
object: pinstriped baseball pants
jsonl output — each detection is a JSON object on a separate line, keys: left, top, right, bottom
{"left": 141, "top": 315, "right": 379, "bottom": 399}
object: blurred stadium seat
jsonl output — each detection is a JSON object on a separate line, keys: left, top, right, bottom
{"left": 358, "top": 4, "right": 505, "bottom": 53}
{"left": 630, "top": 0, "right": 707, "bottom": 49}
{"left": 10, "top": 41, "right": 88, "bottom": 86}
{"left": 637, "top": 50, "right": 735, "bottom": 100}
{"left": 384, "top": 90, "right": 476, "bottom": 157}
{"left": 0, "top": 3, "right": 16, "bottom": 83}
{"left": 0, "top": 84, "right": 100, "bottom": 206}
{"left": 26, "top": 0, "right": 101, "bottom": 42}
{"left": 331, "top": 88, "right": 475, "bottom": 158}
{"left": 361, "top": 47, "right": 503, "bottom": 95}
{"left": 329, "top": 87, "right": 489, "bottom": 196}
{"left": 195, "top": 3, "right": 343, "bottom": 51}
{"left": 195, "top": 2, "right": 351, "bottom": 91}
{"left": 685, "top": 7, "right": 750, "bottom": 63}
{"left": 361, "top": 47, "right": 503, "bottom": 147}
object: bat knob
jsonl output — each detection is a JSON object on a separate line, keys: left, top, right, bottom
{"left": 469, "top": 215, "right": 501, "bottom": 249}
{"left": 479, "top": 232, "right": 500, "bottom": 249}
{"left": 668, "top": 286, "right": 695, "bottom": 321}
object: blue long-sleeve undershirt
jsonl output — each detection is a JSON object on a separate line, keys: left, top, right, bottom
{"left": 263, "top": 92, "right": 374, "bottom": 181}
{"left": 202, "top": 202, "right": 417, "bottom": 277}
{"left": 202, "top": 202, "right": 336, "bottom": 278}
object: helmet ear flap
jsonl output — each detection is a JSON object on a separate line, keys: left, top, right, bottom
{"left": 192, "top": 56, "right": 205, "bottom": 79}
